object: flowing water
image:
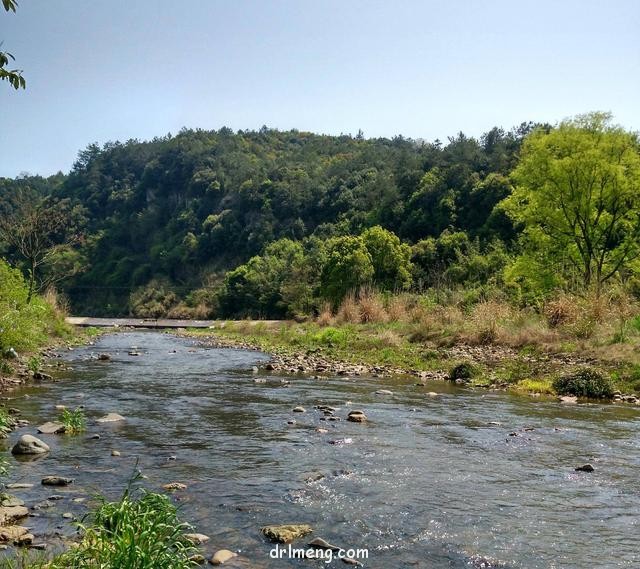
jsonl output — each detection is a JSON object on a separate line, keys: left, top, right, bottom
{"left": 1, "top": 332, "right": 639, "bottom": 568}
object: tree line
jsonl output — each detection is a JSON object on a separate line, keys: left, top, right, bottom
{"left": 1, "top": 113, "right": 639, "bottom": 318}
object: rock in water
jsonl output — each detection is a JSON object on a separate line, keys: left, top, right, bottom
{"left": 575, "top": 464, "right": 595, "bottom": 472}
{"left": 96, "top": 413, "right": 125, "bottom": 423}
{"left": 0, "top": 506, "right": 29, "bottom": 525}
{"left": 11, "top": 435, "right": 50, "bottom": 455}
{"left": 261, "top": 524, "right": 313, "bottom": 543}
{"left": 185, "top": 533, "right": 210, "bottom": 545}
{"left": 41, "top": 476, "right": 74, "bottom": 487}
{"left": 0, "top": 495, "right": 25, "bottom": 507}
{"left": 292, "top": 406, "right": 306, "bottom": 413}
{"left": 37, "top": 422, "right": 66, "bottom": 434}
{"left": 308, "top": 537, "right": 340, "bottom": 551}
{"left": 0, "top": 525, "right": 31, "bottom": 544}
{"left": 375, "top": 389, "right": 393, "bottom": 395}
{"left": 347, "top": 410, "right": 367, "bottom": 423}
{"left": 210, "top": 549, "right": 238, "bottom": 565}
{"left": 162, "top": 482, "right": 187, "bottom": 491}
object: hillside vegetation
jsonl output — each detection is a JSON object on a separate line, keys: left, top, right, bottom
{"left": 1, "top": 113, "right": 639, "bottom": 343}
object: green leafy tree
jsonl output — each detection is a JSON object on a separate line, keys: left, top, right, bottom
{"left": 361, "top": 225, "right": 412, "bottom": 290}
{"left": 1, "top": 0, "right": 25, "bottom": 89}
{"left": 320, "top": 236, "right": 374, "bottom": 303}
{"left": 504, "top": 112, "right": 640, "bottom": 293}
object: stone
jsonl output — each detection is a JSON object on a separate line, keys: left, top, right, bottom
{"left": 97, "top": 353, "right": 111, "bottom": 361}
{"left": 0, "top": 506, "right": 29, "bottom": 525}
{"left": 375, "top": 389, "right": 393, "bottom": 395}
{"left": 329, "top": 438, "right": 353, "bottom": 445}
{"left": 347, "top": 410, "right": 367, "bottom": 423}
{"left": 210, "top": 549, "right": 238, "bottom": 565}
{"left": 292, "top": 406, "right": 306, "bottom": 413}
{"left": 5, "top": 483, "right": 33, "bottom": 490}
{"left": 575, "top": 464, "right": 595, "bottom": 473}
{"left": 315, "top": 428, "right": 328, "bottom": 434}
{"left": 29, "top": 543, "right": 46, "bottom": 550}
{"left": 189, "top": 553, "right": 206, "bottom": 564}
{"left": 304, "top": 472, "right": 325, "bottom": 483}
{"left": 111, "top": 450, "right": 121, "bottom": 456}
{"left": 162, "top": 482, "right": 187, "bottom": 491}
{"left": 11, "top": 435, "right": 50, "bottom": 455}
{"left": 265, "top": 363, "right": 275, "bottom": 370}
{"left": 96, "top": 413, "right": 125, "bottom": 423}
{"left": 62, "top": 512, "right": 74, "bottom": 519}
{"left": 0, "top": 525, "right": 29, "bottom": 543}
{"left": 37, "top": 421, "right": 66, "bottom": 434}
{"left": 48, "top": 495, "right": 64, "bottom": 501}
{"left": 261, "top": 524, "right": 313, "bottom": 543}
{"left": 184, "top": 533, "right": 210, "bottom": 545}
{"left": 55, "top": 405, "right": 66, "bottom": 411}
{"left": 342, "top": 558, "right": 363, "bottom": 566}
{"left": 41, "top": 476, "right": 74, "bottom": 487}
{"left": 308, "top": 537, "right": 340, "bottom": 551}
{"left": 559, "top": 396, "right": 578, "bottom": 404}
{"left": 0, "top": 495, "right": 25, "bottom": 507}
{"left": 426, "top": 392, "right": 439, "bottom": 397}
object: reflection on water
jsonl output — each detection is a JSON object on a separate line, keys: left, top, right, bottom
{"left": 1, "top": 331, "right": 640, "bottom": 568}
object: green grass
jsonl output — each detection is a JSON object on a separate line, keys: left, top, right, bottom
{"left": 50, "top": 484, "right": 198, "bottom": 568}
{"left": 27, "top": 355, "right": 42, "bottom": 374}
{"left": 60, "top": 407, "right": 87, "bottom": 434}
{"left": 513, "top": 378, "right": 555, "bottom": 394}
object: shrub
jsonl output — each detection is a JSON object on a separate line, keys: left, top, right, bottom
{"left": 544, "top": 295, "right": 577, "bottom": 328}
{"left": 449, "top": 362, "right": 477, "bottom": 382}
{"left": 552, "top": 368, "right": 615, "bottom": 399}
{"left": 358, "top": 289, "right": 387, "bottom": 323}
{"left": 50, "top": 485, "right": 197, "bottom": 568}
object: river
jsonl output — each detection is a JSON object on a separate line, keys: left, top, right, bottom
{"left": 1, "top": 331, "right": 639, "bottom": 568}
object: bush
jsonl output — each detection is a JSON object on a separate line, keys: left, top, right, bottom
{"left": 449, "top": 362, "right": 477, "bottom": 382}
{"left": 552, "top": 368, "right": 615, "bottom": 399}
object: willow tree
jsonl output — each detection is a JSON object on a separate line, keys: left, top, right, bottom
{"left": 505, "top": 112, "right": 640, "bottom": 294}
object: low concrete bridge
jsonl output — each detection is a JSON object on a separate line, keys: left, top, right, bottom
{"left": 65, "top": 317, "right": 282, "bottom": 329}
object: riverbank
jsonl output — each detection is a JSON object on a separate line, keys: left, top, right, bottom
{"left": 184, "top": 320, "right": 640, "bottom": 402}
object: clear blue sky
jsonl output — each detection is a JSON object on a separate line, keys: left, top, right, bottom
{"left": 1, "top": 0, "right": 638, "bottom": 177}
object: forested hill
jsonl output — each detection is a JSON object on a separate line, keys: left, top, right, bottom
{"left": 1, "top": 124, "right": 538, "bottom": 316}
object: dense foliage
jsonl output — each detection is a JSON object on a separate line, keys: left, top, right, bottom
{"left": 1, "top": 114, "right": 638, "bottom": 318}
{"left": 0, "top": 259, "right": 67, "bottom": 352}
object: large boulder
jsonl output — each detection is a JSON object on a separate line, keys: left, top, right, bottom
{"left": 11, "top": 435, "right": 50, "bottom": 455}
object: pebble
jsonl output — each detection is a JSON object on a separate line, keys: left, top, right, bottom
{"left": 162, "top": 482, "right": 187, "bottom": 491}
{"left": 292, "top": 406, "right": 306, "bottom": 413}
{"left": 111, "top": 450, "right": 121, "bottom": 456}
{"left": 575, "top": 464, "right": 595, "bottom": 472}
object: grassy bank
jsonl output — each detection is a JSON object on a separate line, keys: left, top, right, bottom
{"left": 187, "top": 290, "right": 640, "bottom": 398}
{"left": 0, "top": 260, "right": 81, "bottom": 393}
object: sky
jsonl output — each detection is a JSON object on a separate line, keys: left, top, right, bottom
{"left": 0, "top": 0, "right": 638, "bottom": 177}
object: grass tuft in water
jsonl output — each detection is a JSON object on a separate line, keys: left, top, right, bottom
{"left": 50, "top": 480, "right": 198, "bottom": 568}
{"left": 59, "top": 407, "right": 87, "bottom": 434}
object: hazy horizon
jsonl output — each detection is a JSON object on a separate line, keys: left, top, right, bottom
{"left": 1, "top": 0, "right": 638, "bottom": 177}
